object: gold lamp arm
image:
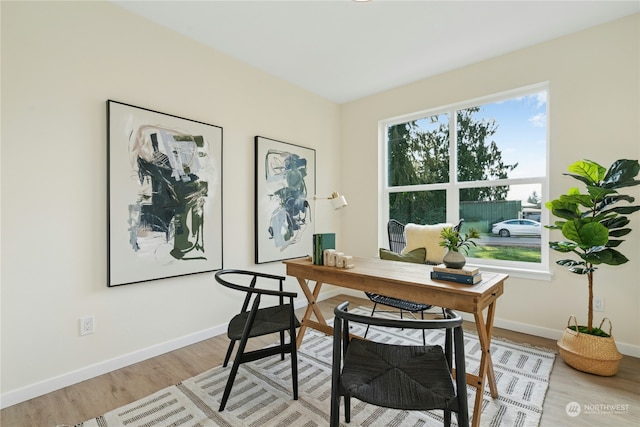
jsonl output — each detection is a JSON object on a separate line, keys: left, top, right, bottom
{"left": 313, "top": 192, "right": 347, "bottom": 210}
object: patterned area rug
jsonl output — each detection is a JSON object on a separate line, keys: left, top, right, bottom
{"left": 77, "top": 307, "right": 556, "bottom": 427}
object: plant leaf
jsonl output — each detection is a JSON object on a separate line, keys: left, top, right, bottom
{"left": 545, "top": 199, "right": 580, "bottom": 220}
{"left": 606, "top": 239, "right": 623, "bottom": 248}
{"left": 567, "top": 160, "right": 606, "bottom": 184}
{"left": 587, "top": 185, "right": 616, "bottom": 201}
{"left": 562, "top": 221, "right": 608, "bottom": 247}
{"left": 608, "top": 205, "right": 640, "bottom": 215}
{"left": 556, "top": 259, "right": 593, "bottom": 274}
{"left": 608, "top": 228, "right": 631, "bottom": 237}
{"left": 549, "top": 241, "right": 577, "bottom": 252}
{"left": 601, "top": 216, "right": 629, "bottom": 229}
{"left": 557, "top": 259, "right": 585, "bottom": 267}
{"left": 602, "top": 159, "right": 640, "bottom": 188}
{"left": 571, "top": 195, "right": 597, "bottom": 209}
{"left": 584, "top": 247, "right": 628, "bottom": 265}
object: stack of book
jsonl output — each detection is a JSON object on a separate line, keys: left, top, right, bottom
{"left": 430, "top": 264, "right": 482, "bottom": 284}
{"left": 312, "top": 233, "right": 335, "bottom": 265}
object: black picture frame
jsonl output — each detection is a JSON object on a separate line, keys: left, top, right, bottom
{"left": 107, "top": 100, "right": 223, "bottom": 286}
{"left": 255, "top": 136, "right": 315, "bottom": 264}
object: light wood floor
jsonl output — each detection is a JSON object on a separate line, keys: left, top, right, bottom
{"left": 2, "top": 295, "right": 639, "bottom": 427}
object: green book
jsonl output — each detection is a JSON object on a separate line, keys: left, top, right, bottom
{"left": 313, "top": 233, "right": 335, "bottom": 265}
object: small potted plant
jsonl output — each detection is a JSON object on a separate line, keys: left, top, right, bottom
{"left": 546, "top": 158, "right": 640, "bottom": 376}
{"left": 439, "top": 226, "right": 480, "bottom": 268}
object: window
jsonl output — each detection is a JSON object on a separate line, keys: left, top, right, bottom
{"left": 381, "top": 84, "right": 549, "bottom": 274}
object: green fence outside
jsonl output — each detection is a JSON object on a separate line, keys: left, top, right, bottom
{"left": 460, "top": 200, "right": 521, "bottom": 233}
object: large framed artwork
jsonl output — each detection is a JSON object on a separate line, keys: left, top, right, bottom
{"left": 107, "top": 100, "right": 223, "bottom": 286}
{"left": 255, "top": 136, "right": 315, "bottom": 264}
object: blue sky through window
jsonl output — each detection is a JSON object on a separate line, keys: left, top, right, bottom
{"left": 478, "top": 92, "right": 547, "bottom": 203}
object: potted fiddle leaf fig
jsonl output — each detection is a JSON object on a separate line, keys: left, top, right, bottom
{"left": 439, "top": 226, "right": 480, "bottom": 268}
{"left": 546, "top": 159, "right": 640, "bottom": 375}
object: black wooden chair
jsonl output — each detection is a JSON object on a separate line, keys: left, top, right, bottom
{"left": 214, "top": 269, "right": 300, "bottom": 411}
{"left": 330, "top": 301, "right": 469, "bottom": 427}
{"left": 363, "top": 219, "right": 464, "bottom": 344}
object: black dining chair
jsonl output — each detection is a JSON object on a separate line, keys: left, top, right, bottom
{"left": 330, "top": 301, "right": 469, "bottom": 427}
{"left": 214, "top": 269, "right": 300, "bottom": 411}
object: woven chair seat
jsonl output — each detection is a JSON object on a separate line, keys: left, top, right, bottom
{"left": 331, "top": 302, "right": 469, "bottom": 427}
{"left": 365, "top": 292, "right": 432, "bottom": 312}
{"left": 228, "top": 304, "right": 300, "bottom": 340}
{"left": 341, "top": 339, "right": 458, "bottom": 411}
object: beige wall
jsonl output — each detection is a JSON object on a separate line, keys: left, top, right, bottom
{"left": 340, "top": 14, "right": 639, "bottom": 352}
{"left": 2, "top": 1, "right": 638, "bottom": 408}
{"left": 1, "top": 1, "right": 342, "bottom": 405}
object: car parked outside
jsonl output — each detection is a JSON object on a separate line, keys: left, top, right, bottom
{"left": 491, "top": 219, "right": 542, "bottom": 237}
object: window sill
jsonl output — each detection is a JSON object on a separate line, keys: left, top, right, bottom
{"left": 466, "top": 263, "right": 553, "bottom": 281}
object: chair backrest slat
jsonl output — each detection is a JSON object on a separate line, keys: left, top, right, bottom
{"left": 215, "top": 269, "right": 297, "bottom": 299}
{"left": 334, "top": 301, "right": 462, "bottom": 330}
{"left": 387, "top": 219, "right": 406, "bottom": 253}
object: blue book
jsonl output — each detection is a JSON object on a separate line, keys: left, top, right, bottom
{"left": 430, "top": 270, "right": 482, "bottom": 284}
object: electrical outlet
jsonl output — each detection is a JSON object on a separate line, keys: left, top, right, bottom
{"left": 593, "top": 297, "right": 604, "bottom": 312}
{"left": 79, "top": 316, "right": 95, "bottom": 336}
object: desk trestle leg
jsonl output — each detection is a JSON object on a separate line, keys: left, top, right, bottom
{"left": 295, "top": 278, "right": 326, "bottom": 348}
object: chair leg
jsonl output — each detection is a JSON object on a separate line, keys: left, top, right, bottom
{"left": 223, "top": 339, "right": 236, "bottom": 367}
{"left": 330, "top": 319, "right": 342, "bottom": 427}
{"left": 364, "top": 302, "right": 378, "bottom": 338}
{"left": 421, "top": 310, "right": 426, "bottom": 345}
{"left": 279, "top": 330, "right": 285, "bottom": 361}
{"left": 330, "top": 390, "right": 340, "bottom": 427}
{"left": 220, "top": 303, "right": 260, "bottom": 411}
{"left": 289, "top": 317, "right": 298, "bottom": 400}
{"left": 455, "top": 410, "right": 469, "bottom": 427}
{"left": 219, "top": 334, "right": 250, "bottom": 411}
{"left": 345, "top": 395, "right": 351, "bottom": 423}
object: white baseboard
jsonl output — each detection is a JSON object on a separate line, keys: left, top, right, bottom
{"left": 0, "top": 286, "right": 344, "bottom": 410}
{"left": 0, "top": 323, "right": 228, "bottom": 409}
{"left": 3, "top": 287, "right": 638, "bottom": 409}
{"left": 463, "top": 314, "right": 640, "bottom": 358}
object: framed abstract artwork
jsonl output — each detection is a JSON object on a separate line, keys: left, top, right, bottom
{"left": 107, "top": 100, "right": 223, "bottom": 286}
{"left": 255, "top": 136, "right": 315, "bottom": 264}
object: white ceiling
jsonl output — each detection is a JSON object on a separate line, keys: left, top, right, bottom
{"left": 113, "top": 0, "right": 639, "bottom": 104}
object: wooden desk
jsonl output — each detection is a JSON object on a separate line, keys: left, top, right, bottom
{"left": 283, "top": 256, "right": 507, "bottom": 427}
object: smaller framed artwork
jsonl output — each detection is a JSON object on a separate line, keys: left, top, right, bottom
{"left": 255, "top": 136, "right": 315, "bottom": 264}
{"left": 107, "top": 100, "right": 223, "bottom": 286}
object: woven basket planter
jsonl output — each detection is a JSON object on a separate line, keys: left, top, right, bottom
{"left": 557, "top": 315, "right": 622, "bottom": 376}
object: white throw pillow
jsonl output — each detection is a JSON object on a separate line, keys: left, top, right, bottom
{"left": 402, "top": 223, "right": 453, "bottom": 264}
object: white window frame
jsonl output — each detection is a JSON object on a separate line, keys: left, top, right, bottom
{"left": 378, "top": 83, "right": 552, "bottom": 280}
